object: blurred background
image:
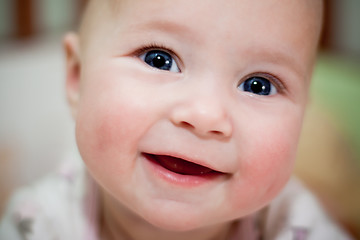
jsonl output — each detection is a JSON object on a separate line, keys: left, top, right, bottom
{"left": 0, "top": 0, "right": 359, "bottom": 238}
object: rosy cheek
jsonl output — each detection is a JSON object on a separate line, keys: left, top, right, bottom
{"left": 75, "top": 93, "right": 122, "bottom": 161}
{"left": 228, "top": 124, "right": 298, "bottom": 214}
{"left": 94, "top": 113, "right": 121, "bottom": 153}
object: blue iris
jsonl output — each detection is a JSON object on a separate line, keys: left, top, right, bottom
{"left": 144, "top": 50, "right": 174, "bottom": 71}
{"left": 239, "top": 76, "right": 275, "bottom": 95}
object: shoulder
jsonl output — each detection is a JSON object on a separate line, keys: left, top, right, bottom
{"left": 261, "top": 177, "right": 354, "bottom": 240}
{"left": 0, "top": 155, "right": 94, "bottom": 240}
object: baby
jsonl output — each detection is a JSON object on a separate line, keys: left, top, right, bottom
{"left": 0, "top": 0, "right": 354, "bottom": 239}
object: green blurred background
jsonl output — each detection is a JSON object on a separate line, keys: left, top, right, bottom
{"left": 295, "top": 53, "right": 360, "bottom": 238}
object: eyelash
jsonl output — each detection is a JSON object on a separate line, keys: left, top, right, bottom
{"left": 241, "top": 72, "right": 286, "bottom": 94}
{"left": 133, "top": 43, "right": 286, "bottom": 94}
{"left": 135, "top": 43, "right": 180, "bottom": 63}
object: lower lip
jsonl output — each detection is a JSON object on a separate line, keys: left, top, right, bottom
{"left": 141, "top": 153, "right": 225, "bottom": 187}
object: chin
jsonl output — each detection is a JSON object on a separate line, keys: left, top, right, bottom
{"left": 141, "top": 208, "right": 212, "bottom": 232}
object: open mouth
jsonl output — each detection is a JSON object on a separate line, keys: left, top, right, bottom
{"left": 143, "top": 153, "right": 223, "bottom": 176}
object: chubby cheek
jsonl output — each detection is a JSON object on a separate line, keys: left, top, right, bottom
{"left": 76, "top": 102, "right": 130, "bottom": 180}
{"left": 227, "top": 107, "right": 303, "bottom": 216}
{"left": 74, "top": 76, "right": 152, "bottom": 184}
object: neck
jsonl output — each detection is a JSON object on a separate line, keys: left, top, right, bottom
{"left": 98, "top": 191, "right": 235, "bottom": 240}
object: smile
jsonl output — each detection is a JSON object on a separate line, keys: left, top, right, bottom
{"left": 143, "top": 153, "right": 222, "bottom": 176}
{"left": 141, "top": 152, "right": 227, "bottom": 187}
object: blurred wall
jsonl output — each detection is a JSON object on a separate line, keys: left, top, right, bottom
{"left": 0, "top": 0, "right": 80, "bottom": 39}
{"left": 0, "top": 0, "right": 14, "bottom": 37}
{"left": 329, "top": 0, "right": 360, "bottom": 58}
{"left": 0, "top": 0, "right": 81, "bottom": 216}
{"left": 34, "top": 0, "right": 76, "bottom": 34}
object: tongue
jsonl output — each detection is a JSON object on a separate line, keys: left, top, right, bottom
{"left": 155, "top": 155, "right": 214, "bottom": 175}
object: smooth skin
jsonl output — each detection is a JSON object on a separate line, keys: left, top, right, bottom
{"left": 64, "top": 0, "right": 323, "bottom": 239}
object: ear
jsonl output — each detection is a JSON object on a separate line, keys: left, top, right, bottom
{"left": 64, "top": 33, "right": 81, "bottom": 119}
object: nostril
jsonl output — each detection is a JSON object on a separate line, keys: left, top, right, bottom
{"left": 179, "top": 121, "right": 194, "bottom": 129}
{"left": 170, "top": 107, "right": 233, "bottom": 138}
{"left": 209, "top": 130, "right": 223, "bottom": 136}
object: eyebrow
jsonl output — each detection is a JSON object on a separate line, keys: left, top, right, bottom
{"left": 245, "top": 45, "right": 307, "bottom": 80}
{"left": 129, "top": 19, "right": 199, "bottom": 43}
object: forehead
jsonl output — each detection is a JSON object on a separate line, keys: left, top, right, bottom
{"left": 107, "top": 0, "right": 320, "bottom": 27}
{"left": 85, "top": 0, "right": 322, "bottom": 48}
{"left": 82, "top": 0, "right": 322, "bottom": 81}
{"left": 87, "top": 0, "right": 322, "bottom": 29}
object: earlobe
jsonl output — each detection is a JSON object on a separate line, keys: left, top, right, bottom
{"left": 64, "top": 33, "right": 81, "bottom": 119}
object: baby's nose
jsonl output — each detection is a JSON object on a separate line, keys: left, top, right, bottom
{"left": 170, "top": 94, "right": 233, "bottom": 138}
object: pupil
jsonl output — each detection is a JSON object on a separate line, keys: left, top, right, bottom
{"left": 153, "top": 55, "right": 166, "bottom": 68}
{"left": 250, "top": 81, "right": 264, "bottom": 93}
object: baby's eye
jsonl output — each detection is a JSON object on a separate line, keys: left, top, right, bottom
{"left": 139, "top": 50, "right": 180, "bottom": 72}
{"left": 238, "top": 76, "right": 277, "bottom": 96}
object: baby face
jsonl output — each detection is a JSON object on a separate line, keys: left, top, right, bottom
{"left": 66, "top": 0, "right": 322, "bottom": 231}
